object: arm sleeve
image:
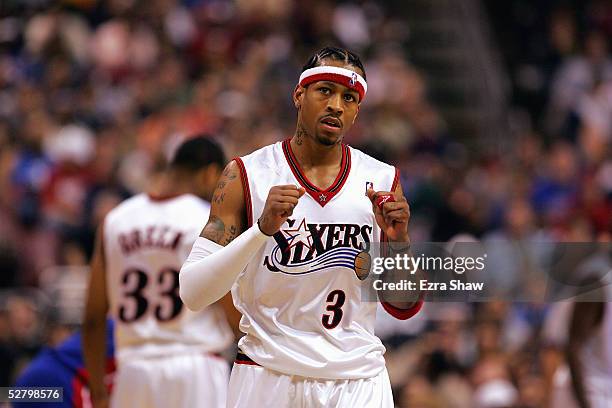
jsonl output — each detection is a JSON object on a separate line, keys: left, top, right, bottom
{"left": 179, "top": 224, "right": 268, "bottom": 311}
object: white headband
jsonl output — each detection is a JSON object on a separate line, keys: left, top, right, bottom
{"left": 299, "top": 66, "right": 367, "bottom": 101}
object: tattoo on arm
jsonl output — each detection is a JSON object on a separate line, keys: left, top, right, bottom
{"left": 213, "top": 192, "right": 225, "bottom": 205}
{"left": 201, "top": 215, "right": 225, "bottom": 243}
{"left": 199, "top": 163, "right": 243, "bottom": 245}
{"left": 201, "top": 217, "right": 239, "bottom": 246}
{"left": 211, "top": 164, "right": 237, "bottom": 205}
{"left": 221, "top": 166, "right": 237, "bottom": 181}
{"left": 222, "top": 225, "right": 238, "bottom": 245}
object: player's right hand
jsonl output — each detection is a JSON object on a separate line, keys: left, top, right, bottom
{"left": 258, "top": 185, "right": 305, "bottom": 235}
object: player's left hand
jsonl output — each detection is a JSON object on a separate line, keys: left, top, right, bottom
{"left": 367, "top": 188, "right": 410, "bottom": 242}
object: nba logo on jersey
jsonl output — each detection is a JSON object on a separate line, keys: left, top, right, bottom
{"left": 365, "top": 181, "right": 373, "bottom": 195}
{"left": 350, "top": 72, "right": 357, "bottom": 86}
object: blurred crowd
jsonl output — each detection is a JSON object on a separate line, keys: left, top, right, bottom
{"left": 0, "top": 0, "right": 610, "bottom": 407}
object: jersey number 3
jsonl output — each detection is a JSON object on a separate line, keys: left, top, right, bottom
{"left": 322, "top": 290, "right": 346, "bottom": 329}
{"left": 118, "top": 267, "right": 182, "bottom": 323}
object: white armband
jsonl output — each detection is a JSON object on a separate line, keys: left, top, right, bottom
{"left": 179, "top": 224, "right": 269, "bottom": 311}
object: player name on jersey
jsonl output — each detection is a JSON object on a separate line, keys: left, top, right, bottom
{"left": 118, "top": 226, "right": 184, "bottom": 255}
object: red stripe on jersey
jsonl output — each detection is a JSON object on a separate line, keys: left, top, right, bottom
{"left": 282, "top": 139, "right": 351, "bottom": 207}
{"left": 234, "top": 352, "right": 261, "bottom": 366}
{"left": 381, "top": 299, "right": 423, "bottom": 320}
{"left": 234, "top": 360, "right": 260, "bottom": 366}
{"left": 146, "top": 193, "right": 185, "bottom": 202}
{"left": 391, "top": 167, "right": 400, "bottom": 192}
{"left": 234, "top": 157, "right": 253, "bottom": 228}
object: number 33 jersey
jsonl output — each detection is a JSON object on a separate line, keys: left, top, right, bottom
{"left": 103, "top": 194, "right": 233, "bottom": 361}
{"left": 233, "top": 140, "right": 400, "bottom": 380}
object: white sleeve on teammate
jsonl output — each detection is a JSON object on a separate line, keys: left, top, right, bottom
{"left": 179, "top": 224, "right": 268, "bottom": 311}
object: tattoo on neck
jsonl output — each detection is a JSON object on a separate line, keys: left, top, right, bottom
{"left": 296, "top": 126, "right": 307, "bottom": 145}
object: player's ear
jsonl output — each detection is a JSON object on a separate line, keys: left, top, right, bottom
{"left": 293, "top": 85, "right": 305, "bottom": 110}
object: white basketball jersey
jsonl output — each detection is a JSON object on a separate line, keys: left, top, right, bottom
{"left": 103, "top": 194, "right": 233, "bottom": 362}
{"left": 232, "top": 140, "right": 398, "bottom": 379}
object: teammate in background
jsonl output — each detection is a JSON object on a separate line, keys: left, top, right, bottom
{"left": 566, "top": 299, "right": 612, "bottom": 407}
{"left": 180, "top": 47, "right": 423, "bottom": 407}
{"left": 13, "top": 320, "right": 115, "bottom": 408}
{"left": 83, "top": 136, "right": 238, "bottom": 408}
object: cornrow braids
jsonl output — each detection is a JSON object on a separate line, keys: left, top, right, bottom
{"left": 301, "top": 46, "right": 366, "bottom": 80}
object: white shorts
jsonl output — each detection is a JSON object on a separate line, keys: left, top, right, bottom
{"left": 110, "top": 353, "right": 229, "bottom": 408}
{"left": 227, "top": 358, "right": 394, "bottom": 408}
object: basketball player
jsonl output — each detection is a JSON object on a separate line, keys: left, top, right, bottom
{"left": 14, "top": 320, "right": 115, "bottom": 408}
{"left": 83, "top": 137, "right": 237, "bottom": 408}
{"left": 566, "top": 298, "right": 612, "bottom": 407}
{"left": 180, "top": 47, "right": 423, "bottom": 407}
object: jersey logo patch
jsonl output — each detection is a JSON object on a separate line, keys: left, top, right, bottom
{"left": 263, "top": 217, "right": 372, "bottom": 276}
